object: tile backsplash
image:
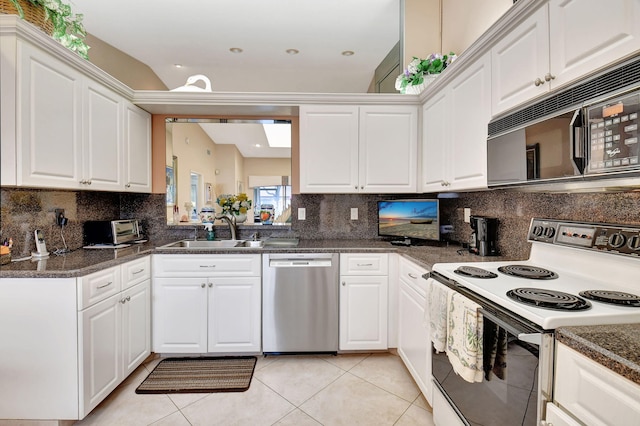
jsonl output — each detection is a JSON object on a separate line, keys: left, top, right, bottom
{"left": 2, "top": 187, "right": 639, "bottom": 259}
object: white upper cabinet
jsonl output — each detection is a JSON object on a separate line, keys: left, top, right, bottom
{"left": 17, "top": 41, "right": 84, "bottom": 188}
{"left": 492, "top": 0, "right": 640, "bottom": 116}
{"left": 422, "top": 52, "right": 491, "bottom": 192}
{"left": 299, "top": 105, "right": 418, "bottom": 193}
{"left": 123, "top": 103, "right": 152, "bottom": 192}
{"left": 548, "top": 0, "right": 640, "bottom": 88}
{"left": 491, "top": 6, "right": 550, "bottom": 115}
{"left": 0, "top": 26, "right": 151, "bottom": 192}
{"left": 83, "top": 79, "right": 123, "bottom": 191}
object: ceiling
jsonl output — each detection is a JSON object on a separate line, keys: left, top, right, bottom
{"left": 200, "top": 122, "right": 291, "bottom": 159}
{"left": 71, "top": 0, "right": 401, "bottom": 94}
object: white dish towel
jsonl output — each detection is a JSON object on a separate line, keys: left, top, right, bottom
{"left": 425, "top": 278, "right": 451, "bottom": 353}
{"left": 446, "top": 291, "right": 484, "bottom": 383}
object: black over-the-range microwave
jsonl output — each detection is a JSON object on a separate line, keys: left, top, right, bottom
{"left": 487, "top": 60, "right": 640, "bottom": 190}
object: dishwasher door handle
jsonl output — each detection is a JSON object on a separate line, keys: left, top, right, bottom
{"left": 269, "top": 260, "right": 333, "bottom": 267}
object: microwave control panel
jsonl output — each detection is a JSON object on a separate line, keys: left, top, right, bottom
{"left": 586, "top": 91, "right": 639, "bottom": 173}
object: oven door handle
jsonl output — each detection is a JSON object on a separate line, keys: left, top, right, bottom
{"left": 518, "top": 332, "right": 542, "bottom": 345}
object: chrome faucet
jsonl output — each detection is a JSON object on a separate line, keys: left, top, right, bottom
{"left": 216, "top": 214, "right": 237, "bottom": 240}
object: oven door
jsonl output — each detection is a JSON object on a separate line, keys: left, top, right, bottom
{"left": 428, "top": 272, "right": 553, "bottom": 426}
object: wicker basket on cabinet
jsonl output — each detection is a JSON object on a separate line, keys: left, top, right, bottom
{"left": 0, "top": 0, "right": 54, "bottom": 35}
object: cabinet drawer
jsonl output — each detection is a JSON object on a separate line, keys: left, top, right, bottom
{"left": 398, "top": 257, "right": 428, "bottom": 297}
{"left": 340, "top": 253, "right": 388, "bottom": 275}
{"left": 121, "top": 256, "right": 150, "bottom": 289}
{"left": 153, "top": 254, "right": 261, "bottom": 277}
{"left": 77, "top": 266, "right": 121, "bottom": 310}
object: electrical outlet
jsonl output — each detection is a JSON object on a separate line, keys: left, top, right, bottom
{"left": 350, "top": 207, "right": 358, "bottom": 220}
{"left": 55, "top": 209, "right": 65, "bottom": 226}
{"left": 298, "top": 207, "right": 306, "bottom": 220}
{"left": 464, "top": 208, "right": 471, "bottom": 223}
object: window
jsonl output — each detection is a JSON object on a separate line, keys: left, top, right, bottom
{"left": 253, "top": 185, "right": 291, "bottom": 222}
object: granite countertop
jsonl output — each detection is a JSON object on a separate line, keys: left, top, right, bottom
{"left": 556, "top": 324, "right": 640, "bottom": 386}
{"left": 0, "top": 238, "right": 516, "bottom": 278}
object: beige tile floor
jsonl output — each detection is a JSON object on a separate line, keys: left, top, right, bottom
{"left": 72, "top": 352, "right": 435, "bottom": 426}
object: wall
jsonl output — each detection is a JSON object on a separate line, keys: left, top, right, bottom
{"left": 244, "top": 158, "right": 291, "bottom": 185}
{"left": 85, "top": 34, "right": 167, "bottom": 90}
{"left": 441, "top": 0, "right": 512, "bottom": 55}
{"left": 403, "top": 0, "right": 441, "bottom": 69}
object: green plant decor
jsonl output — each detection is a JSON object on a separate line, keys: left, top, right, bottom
{"left": 395, "top": 52, "right": 457, "bottom": 93}
{"left": 8, "top": 0, "right": 89, "bottom": 59}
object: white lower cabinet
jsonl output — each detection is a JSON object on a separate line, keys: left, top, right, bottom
{"left": 0, "top": 256, "right": 151, "bottom": 421}
{"left": 551, "top": 342, "right": 640, "bottom": 426}
{"left": 152, "top": 254, "right": 262, "bottom": 354}
{"left": 339, "top": 253, "right": 389, "bottom": 350}
{"left": 397, "top": 257, "right": 432, "bottom": 404}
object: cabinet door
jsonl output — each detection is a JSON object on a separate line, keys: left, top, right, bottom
{"left": 421, "top": 90, "right": 449, "bottom": 192}
{"left": 491, "top": 5, "right": 550, "bottom": 115}
{"left": 124, "top": 103, "right": 152, "bottom": 192}
{"left": 122, "top": 280, "right": 150, "bottom": 377}
{"left": 448, "top": 52, "right": 491, "bottom": 191}
{"left": 208, "top": 277, "right": 261, "bottom": 353}
{"left": 397, "top": 280, "right": 432, "bottom": 404}
{"left": 359, "top": 106, "right": 418, "bottom": 193}
{"left": 152, "top": 278, "right": 208, "bottom": 353}
{"left": 339, "top": 275, "right": 388, "bottom": 350}
{"left": 83, "top": 80, "right": 122, "bottom": 190}
{"left": 79, "top": 293, "right": 121, "bottom": 417}
{"left": 17, "top": 41, "right": 83, "bottom": 188}
{"left": 549, "top": 0, "right": 640, "bottom": 89}
{"left": 299, "top": 105, "right": 359, "bottom": 193}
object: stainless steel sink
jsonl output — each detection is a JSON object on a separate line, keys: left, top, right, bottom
{"left": 263, "top": 237, "right": 299, "bottom": 247}
{"left": 161, "top": 239, "right": 246, "bottom": 249}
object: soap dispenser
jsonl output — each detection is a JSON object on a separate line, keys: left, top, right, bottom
{"left": 204, "top": 223, "right": 215, "bottom": 241}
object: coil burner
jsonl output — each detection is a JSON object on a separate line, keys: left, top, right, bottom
{"left": 579, "top": 290, "right": 640, "bottom": 307}
{"left": 507, "top": 288, "right": 591, "bottom": 311}
{"left": 454, "top": 266, "right": 498, "bottom": 279}
{"left": 498, "top": 265, "right": 559, "bottom": 280}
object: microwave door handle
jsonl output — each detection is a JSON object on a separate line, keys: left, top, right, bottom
{"left": 570, "top": 108, "right": 586, "bottom": 174}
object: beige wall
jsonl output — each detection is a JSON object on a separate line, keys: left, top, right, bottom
{"left": 214, "top": 144, "right": 244, "bottom": 198}
{"left": 442, "top": 0, "right": 512, "bottom": 55}
{"left": 403, "top": 0, "right": 512, "bottom": 67}
{"left": 85, "top": 34, "right": 167, "bottom": 90}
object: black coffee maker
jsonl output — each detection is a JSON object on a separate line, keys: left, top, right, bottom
{"left": 469, "top": 216, "right": 498, "bottom": 256}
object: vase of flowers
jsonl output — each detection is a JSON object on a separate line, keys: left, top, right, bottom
{"left": 216, "top": 193, "right": 252, "bottom": 223}
{"left": 1, "top": 0, "right": 89, "bottom": 59}
{"left": 395, "top": 52, "right": 457, "bottom": 94}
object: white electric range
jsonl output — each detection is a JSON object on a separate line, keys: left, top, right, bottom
{"left": 426, "top": 218, "right": 640, "bottom": 426}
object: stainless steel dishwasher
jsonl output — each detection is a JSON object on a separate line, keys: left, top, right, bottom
{"left": 262, "top": 253, "right": 339, "bottom": 354}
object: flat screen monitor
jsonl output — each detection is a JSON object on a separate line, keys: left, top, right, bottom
{"left": 378, "top": 199, "right": 439, "bottom": 244}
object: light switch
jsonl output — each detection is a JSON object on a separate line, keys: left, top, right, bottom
{"left": 351, "top": 207, "right": 358, "bottom": 220}
{"left": 464, "top": 208, "right": 471, "bottom": 223}
{"left": 298, "top": 208, "right": 306, "bottom": 220}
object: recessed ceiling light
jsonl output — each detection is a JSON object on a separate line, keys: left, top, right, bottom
{"left": 255, "top": 144, "right": 261, "bottom": 148}
{"left": 229, "top": 47, "right": 243, "bottom": 53}
{"left": 341, "top": 50, "right": 355, "bottom": 56}
{"left": 285, "top": 49, "right": 299, "bottom": 55}
{"left": 174, "top": 64, "right": 183, "bottom": 68}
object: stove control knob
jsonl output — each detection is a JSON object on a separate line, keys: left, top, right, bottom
{"left": 628, "top": 235, "right": 640, "bottom": 250}
{"left": 609, "top": 232, "right": 626, "bottom": 248}
{"left": 543, "top": 227, "right": 556, "bottom": 238}
{"left": 532, "top": 225, "right": 544, "bottom": 237}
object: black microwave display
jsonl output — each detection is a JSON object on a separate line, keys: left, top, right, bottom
{"left": 586, "top": 92, "right": 640, "bottom": 174}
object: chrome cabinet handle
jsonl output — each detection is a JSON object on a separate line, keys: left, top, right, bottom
{"left": 534, "top": 77, "right": 545, "bottom": 86}
{"left": 342, "top": 282, "right": 346, "bottom": 286}
{"left": 544, "top": 73, "right": 555, "bottom": 82}
{"left": 201, "top": 283, "right": 206, "bottom": 288}
{"left": 357, "top": 263, "right": 373, "bottom": 267}
{"left": 355, "top": 186, "right": 358, "bottom": 190}
{"left": 132, "top": 269, "right": 144, "bottom": 275}
{"left": 360, "top": 186, "right": 364, "bottom": 189}
{"left": 97, "top": 281, "right": 113, "bottom": 289}
{"left": 199, "top": 265, "right": 216, "bottom": 268}
{"left": 120, "top": 295, "right": 131, "bottom": 304}
{"left": 208, "top": 283, "right": 213, "bottom": 288}
{"left": 125, "top": 183, "right": 131, "bottom": 188}
{"left": 408, "top": 273, "right": 418, "bottom": 279}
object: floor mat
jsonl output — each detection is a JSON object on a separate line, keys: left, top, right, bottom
{"left": 135, "top": 356, "right": 257, "bottom": 394}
